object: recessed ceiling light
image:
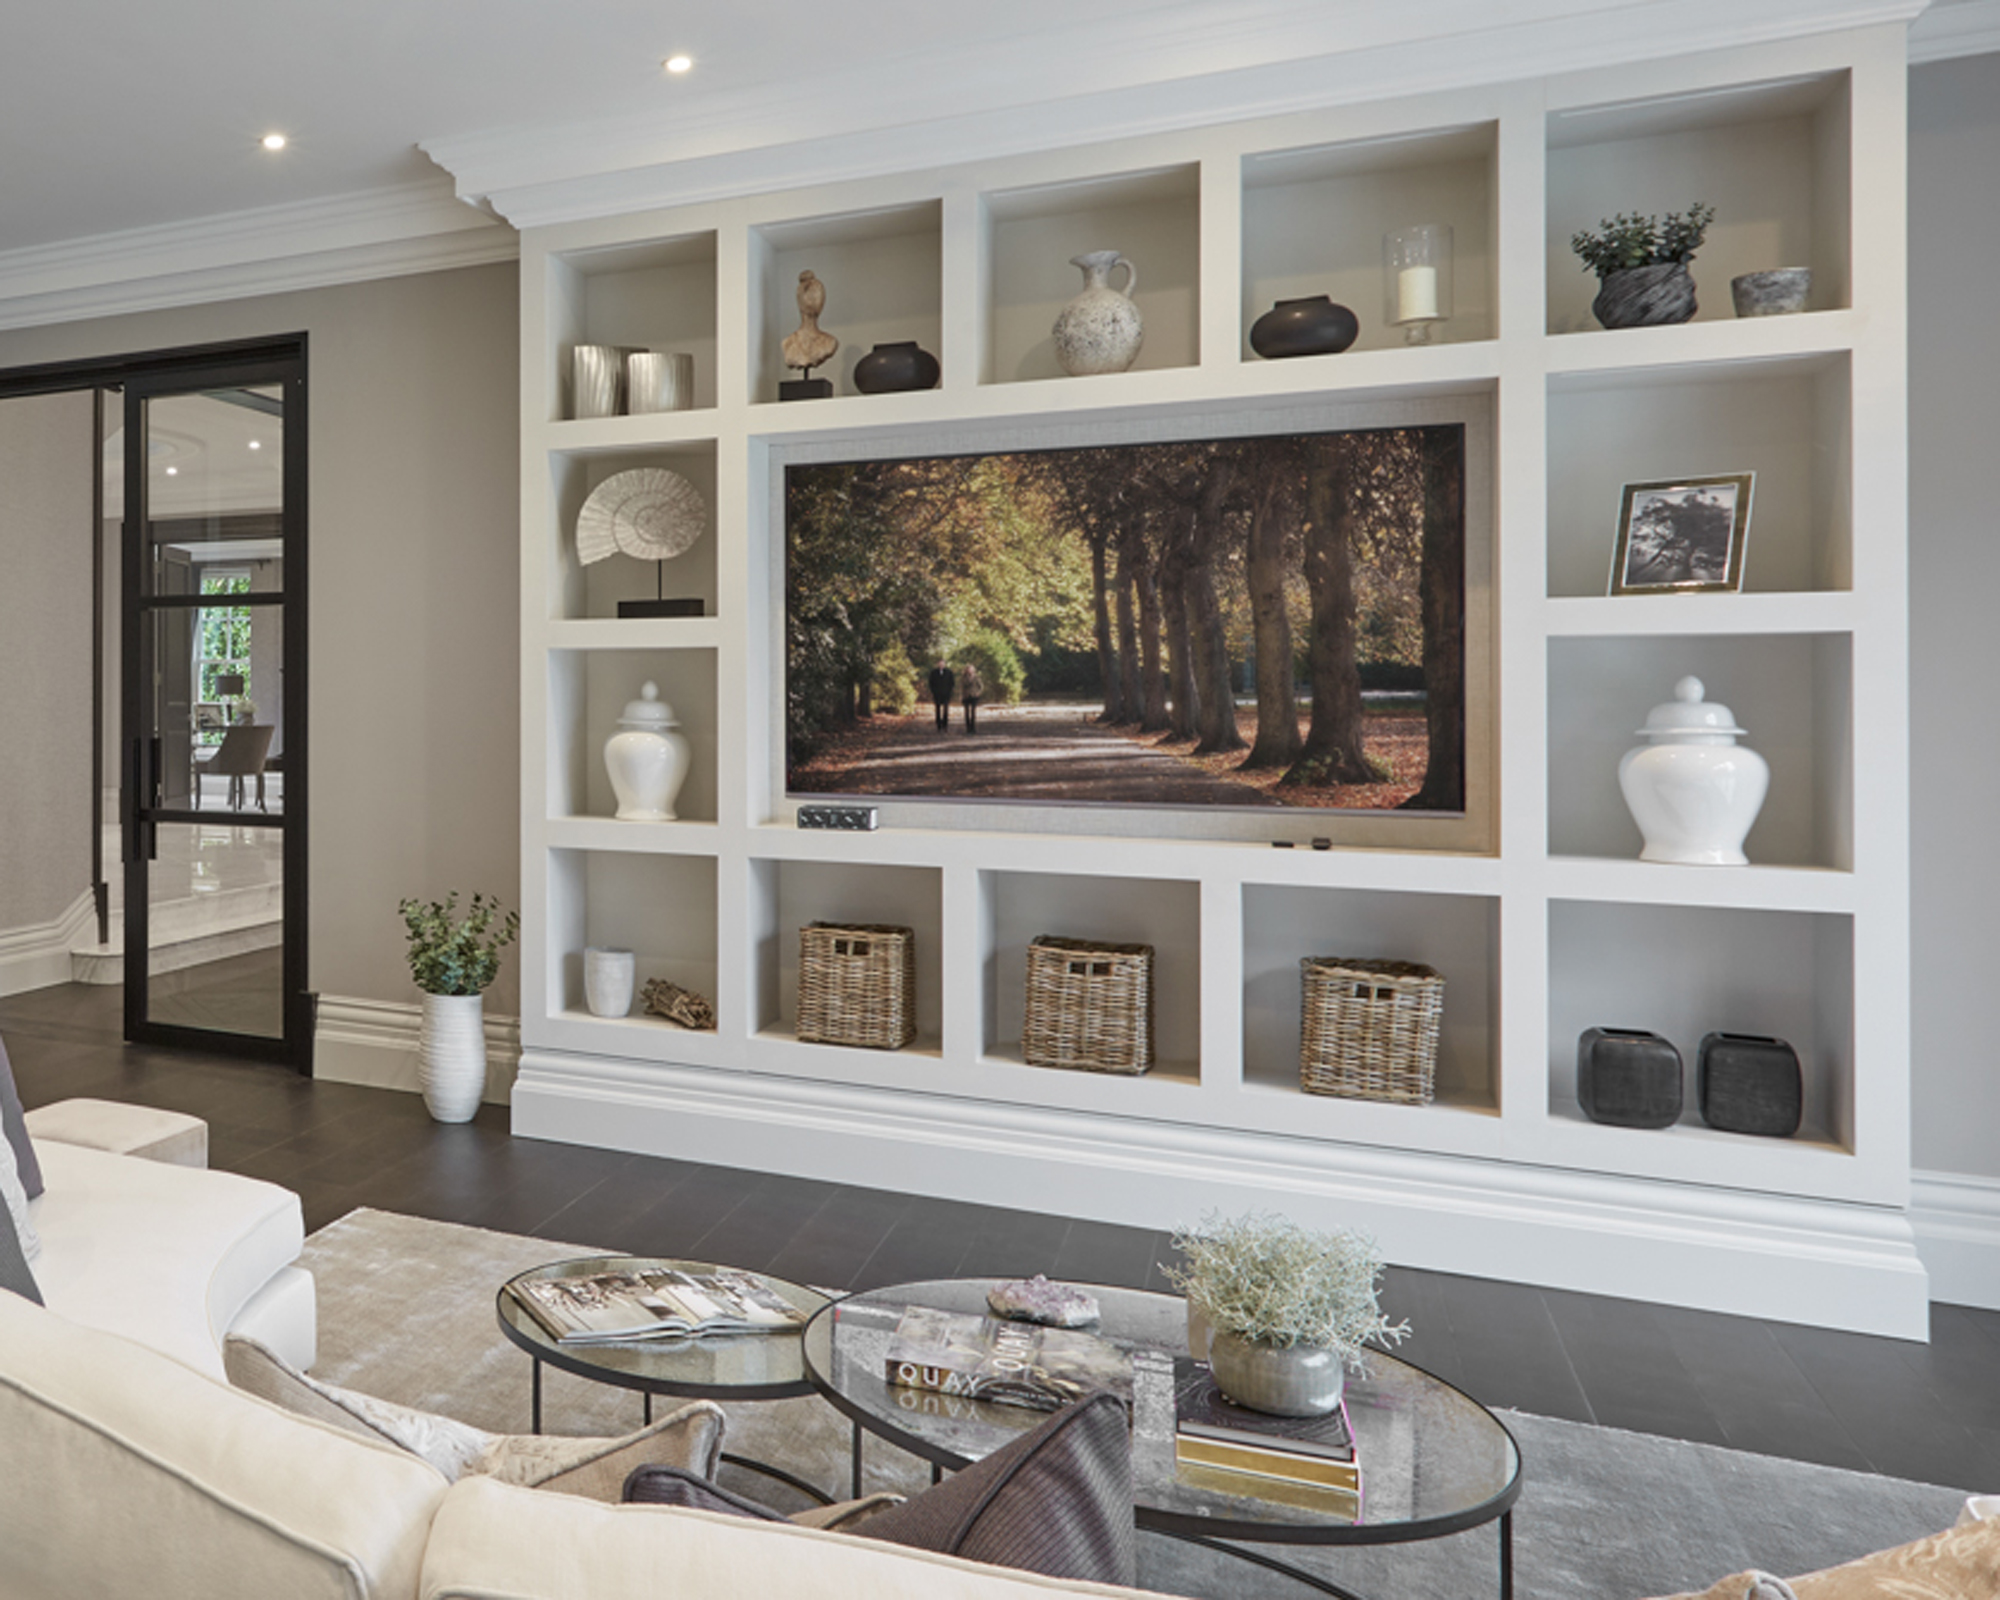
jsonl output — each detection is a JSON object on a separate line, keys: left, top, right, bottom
{"left": 165, "top": 466, "right": 179, "bottom": 476}
{"left": 248, "top": 440, "right": 261, "bottom": 451}
{"left": 664, "top": 54, "right": 692, "bottom": 74}
{"left": 261, "top": 133, "right": 288, "bottom": 152}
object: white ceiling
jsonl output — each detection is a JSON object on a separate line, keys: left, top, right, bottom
{"left": 0, "top": 0, "right": 1990, "bottom": 306}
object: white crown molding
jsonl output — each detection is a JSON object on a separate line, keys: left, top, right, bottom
{"left": 1909, "top": 0, "right": 2000, "bottom": 61}
{"left": 315, "top": 995, "right": 521, "bottom": 1107}
{"left": 0, "top": 180, "right": 517, "bottom": 334}
{"left": 427, "top": 0, "right": 1926, "bottom": 230}
{"left": 513, "top": 1047, "right": 1931, "bottom": 1337}
{"left": 1910, "top": 1168, "right": 2000, "bottom": 1310}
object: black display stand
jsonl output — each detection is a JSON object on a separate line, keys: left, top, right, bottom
{"left": 780, "top": 377, "right": 833, "bottom": 402}
{"left": 617, "top": 598, "right": 705, "bottom": 619}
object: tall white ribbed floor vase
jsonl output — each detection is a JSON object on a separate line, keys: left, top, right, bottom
{"left": 418, "top": 993, "right": 486, "bottom": 1123}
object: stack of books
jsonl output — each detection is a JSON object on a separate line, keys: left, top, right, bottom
{"left": 1172, "top": 1357, "right": 1361, "bottom": 1519}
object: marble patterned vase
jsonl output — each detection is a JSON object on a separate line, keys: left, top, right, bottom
{"left": 1591, "top": 262, "right": 1697, "bottom": 329}
{"left": 1052, "top": 251, "right": 1143, "bottom": 376}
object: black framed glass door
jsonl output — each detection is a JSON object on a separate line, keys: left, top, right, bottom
{"left": 122, "top": 351, "right": 309, "bottom": 1067}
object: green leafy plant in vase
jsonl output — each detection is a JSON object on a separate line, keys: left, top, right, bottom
{"left": 1165, "top": 1210, "right": 1408, "bottom": 1417}
{"left": 1571, "top": 202, "right": 1715, "bottom": 329}
{"left": 397, "top": 892, "right": 519, "bottom": 1123}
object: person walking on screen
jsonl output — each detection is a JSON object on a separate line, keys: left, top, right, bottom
{"left": 926, "top": 660, "right": 955, "bottom": 731}
{"left": 959, "top": 662, "right": 985, "bottom": 734}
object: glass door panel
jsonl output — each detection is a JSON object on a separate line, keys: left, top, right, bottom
{"left": 124, "top": 363, "right": 306, "bottom": 1065}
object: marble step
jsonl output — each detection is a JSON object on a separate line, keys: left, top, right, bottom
{"left": 71, "top": 882, "right": 284, "bottom": 985}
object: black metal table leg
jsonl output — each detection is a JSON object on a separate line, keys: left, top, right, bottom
{"left": 851, "top": 1417, "right": 864, "bottom": 1499}
{"left": 719, "top": 1452, "right": 837, "bottom": 1507}
{"left": 1500, "top": 1510, "right": 1513, "bottom": 1600}
{"left": 531, "top": 1358, "right": 542, "bottom": 1435}
{"left": 644, "top": 1391, "right": 653, "bottom": 1426}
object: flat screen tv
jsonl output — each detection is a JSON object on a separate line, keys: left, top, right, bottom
{"left": 783, "top": 417, "right": 1468, "bottom": 823}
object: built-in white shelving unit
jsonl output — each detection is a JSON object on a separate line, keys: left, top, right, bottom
{"left": 510, "top": 26, "right": 1921, "bottom": 1336}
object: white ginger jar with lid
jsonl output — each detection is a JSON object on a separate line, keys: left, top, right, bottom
{"left": 604, "top": 681, "right": 690, "bottom": 821}
{"left": 1617, "top": 676, "right": 1769, "bottom": 865}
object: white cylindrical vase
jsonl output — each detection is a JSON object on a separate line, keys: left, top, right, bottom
{"left": 1617, "top": 676, "right": 1770, "bottom": 865}
{"left": 584, "top": 947, "right": 636, "bottom": 1017}
{"left": 419, "top": 992, "right": 487, "bottom": 1123}
{"left": 604, "top": 681, "right": 691, "bottom": 822}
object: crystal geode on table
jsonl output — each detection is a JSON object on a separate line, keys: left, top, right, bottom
{"left": 987, "top": 1275, "right": 1100, "bottom": 1328}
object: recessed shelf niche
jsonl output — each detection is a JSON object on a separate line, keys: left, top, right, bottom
{"left": 1546, "top": 71, "right": 1851, "bottom": 335}
{"left": 749, "top": 858, "right": 944, "bottom": 1052}
{"left": 749, "top": 202, "right": 943, "bottom": 406}
{"left": 1241, "top": 125, "right": 1496, "bottom": 358}
{"left": 548, "top": 848, "right": 719, "bottom": 1026}
{"left": 545, "top": 232, "right": 719, "bottom": 423}
{"left": 547, "top": 441, "right": 718, "bottom": 621}
{"left": 1546, "top": 355, "right": 1851, "bottom": 598}
{"left": 982, "top": 165, "right": 1199, "bottom": 384}
{"left": 547, "top": 648, "right": 719, "bottom": 823}
{"left": 1546, "top": 631, "right": 1851, "bottom": 870}
{"left": 1240, "top": 883, "right": 1499, "bottom": 1112}
{"left": 1547, "top": 897, "right": 1852, "bottom": 1152}
{"left": 979, "top": 869, "right": 1200, "bottom": 1086}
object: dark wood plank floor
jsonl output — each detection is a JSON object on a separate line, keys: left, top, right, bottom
{"left": 5, "top": 979, "right": 1996, "bottom": 1493}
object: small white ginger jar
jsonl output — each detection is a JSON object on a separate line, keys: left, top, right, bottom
{"left": 604, "top": 681, "right": 690, "bottom": 822}
{"left": 1052, "top": 251, "right": 1143, "bottom": 376}
{"left": 584, "top": 947, "right": 636, "bottom": 1018}
{"left": 1617, "top": 676, "right": 1769, "bottom": 865}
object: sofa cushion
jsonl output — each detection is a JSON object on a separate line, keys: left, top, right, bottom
{"left": 0, "top": 1035, "right": 43, "bottom": 1199}
{"left": 851, "top": 1390, "right": 1136, "bottom": 1588}
{"left": 0, "top": 1170, "right": 40, "bottom": 1304}
{"left": 0, "top": 1287, "right": 446, "bottom": 1600}
{"left": 422, "top": 1474, "right": 1162, "bottom": 1600}
{"left": 0, "top": 1129, "right": 40, "bottom": 1267}
{"left": 1653, "top": 1515, "right": 2000, "bottom": 1600}
{"left": 29, "top": 1139, "right": 302, "bottom": 1377}
{"left": 227, "top": 1332, "right": 727, "bottom": 1498}
{"left": 622, "top": 1463, "right": 905, "bottom": 1533}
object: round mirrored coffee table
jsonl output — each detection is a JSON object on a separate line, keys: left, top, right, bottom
{"left": 803, "top": 1277, "right": 1521, "bottom": 1600}
{"left": 497, "top": 1255, "right": 835, "bottom": 1504}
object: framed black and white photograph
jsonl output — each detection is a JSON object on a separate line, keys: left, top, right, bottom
{"left": 1609, "top": 473, "right": 1754, "bottom": 595}
{"left": 193, "top": 702, "right": 227, "bottom": 732}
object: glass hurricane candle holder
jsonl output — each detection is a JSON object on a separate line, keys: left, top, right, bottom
{"left": 1385, "top": 224, "right": 1453, "bottom": 346}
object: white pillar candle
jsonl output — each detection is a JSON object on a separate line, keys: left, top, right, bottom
{"left": 1398, "top": 265, "right": 1439, "bottom": 323}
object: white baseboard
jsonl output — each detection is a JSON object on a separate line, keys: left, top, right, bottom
{"left": 314, "top": 996, "right": 521, "bottom": 1105}
{"left": 0, "top": 892, "right": 96, "bottom": 998}
{"left": 1912, "top": 1170, "right": 2000, "bottom": 1311}
{"left": 511, "top": 1049, "right": 1933, "bottom": 1340}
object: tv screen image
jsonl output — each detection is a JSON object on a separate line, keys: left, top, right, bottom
{"left": 784, "top": 423, "right": 1465, "bottom": 818}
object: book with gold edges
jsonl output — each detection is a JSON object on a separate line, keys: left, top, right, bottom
{"left": 1173, "top": 1357, "right": 1361, "bottom": 1492}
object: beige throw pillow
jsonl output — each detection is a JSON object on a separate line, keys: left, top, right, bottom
{"left": 1651, "top": 1515, "right": 2000, "bottom": 1600}
{"left": 223, "top": 1335, "right": 724, "bottom": 1498}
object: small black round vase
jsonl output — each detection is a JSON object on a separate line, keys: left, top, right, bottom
{"left": 853, "top": 341, "right": 941, "bottom": 394}
{"left": 1249, "top": 296, "right": 1360, "bottom": 359}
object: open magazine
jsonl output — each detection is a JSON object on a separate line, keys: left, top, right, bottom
{"left": 509, "top": 1266, "right": 807, "bottom": 1345}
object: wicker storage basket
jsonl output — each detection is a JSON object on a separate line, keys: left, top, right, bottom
{"left": 1299, "top": 956, "right": 1443, "bottom": 1105}
{"left": 1022, "top": 936, "right": 1154, "bottom": 1076}
{"left": 797, "top": 922, "right": 916, "bottom": 1050}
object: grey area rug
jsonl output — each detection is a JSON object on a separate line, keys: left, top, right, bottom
{"left": 301, "top": 1209, "right": 1965, "bottom": 1600}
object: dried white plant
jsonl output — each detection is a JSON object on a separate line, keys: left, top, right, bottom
{"left": 1165, "top": 1210, "right": 1409, "bottom": 1367}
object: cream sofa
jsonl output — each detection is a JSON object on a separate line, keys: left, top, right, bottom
{"left": 0, "top": 1287, "right": 1156, "bottom": 1600}
{"left": 24, "top": 1114, "right": 315, "bottom": 1378}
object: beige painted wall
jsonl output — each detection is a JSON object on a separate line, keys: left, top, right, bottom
{"left": 0, "top": 390, "right": 95, "bottom": 930}
{"left": 1909, "top": 53, "right": 2000, "bottom": 1182}
{"left": 0, "top": 263, "right": 522, "bottom": 1013}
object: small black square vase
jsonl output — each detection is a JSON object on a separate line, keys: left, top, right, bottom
{"left": 1697, "top": 1032, "right": 1802, "bottom": 1137}
{"left": 1577, "top": 1027, "right": 1683, "bottom": 1128}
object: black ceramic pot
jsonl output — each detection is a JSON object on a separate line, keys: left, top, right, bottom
{"left": 853, "top": 341, "right": 941, "bottom": 394}
{"left": 1249, "top": 296, "right": 1360, "bottom": 359}
{"left": 1591, "top": 262, "right": 1697, "bottom": 329}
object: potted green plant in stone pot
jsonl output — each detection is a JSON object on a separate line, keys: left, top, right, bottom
{"left": 1571, "top": 203, "right": 1715, "bottom": 329}
{"left": 398, "top": 892, "right": 519, "bottom": 1123}
{"left": 1166, "top": 1211, "right": 1408, "bottom": 1418}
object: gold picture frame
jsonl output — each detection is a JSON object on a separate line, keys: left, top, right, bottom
{"left": 1609, "top": 473, "right": 1753, "bottom": 595}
